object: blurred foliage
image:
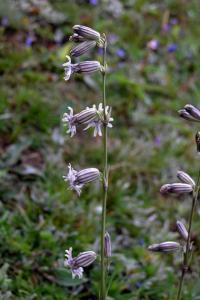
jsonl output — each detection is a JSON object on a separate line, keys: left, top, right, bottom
{"left": 0, "top": 0, "right": 200, "bottom": 299}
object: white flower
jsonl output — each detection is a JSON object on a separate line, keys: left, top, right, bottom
{"left": 64, "top": 247, "right": 97, "bottom": 279}
{"left": 64, "top": 248, "right": 83, "bottom": 279}
{"left": 63, "top": 164, "right": 83, "bottom": 196}
{"left": 62, "top": 107, "right": 77, "bottom": 137}
{"left": 84, "top": 103, "right": 113, "bottom": 137}
{"left": 62, "top": 55, "right": 78, "bottom": 81}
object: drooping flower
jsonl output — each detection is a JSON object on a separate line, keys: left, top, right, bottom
{"left": 63, "top": 164, "right": 100, "bottom": 196}
{"left": 148, "top": 241, "right": 181, "bottom": 252}
{"left": 62, "top": 106, "right": 97, "bottom": 137}
{"left": 84, "top": 103, "right": 113, "bottom": 137}
{"left": 64, "top": 247, "right": 96, "bottom": 279}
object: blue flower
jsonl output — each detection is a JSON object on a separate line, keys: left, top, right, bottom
{"left": 167, "top": 43, "right": 177, "bottom": 53}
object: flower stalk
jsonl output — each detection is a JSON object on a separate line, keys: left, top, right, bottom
{"left": 100, "top": 34, "right": 108, "bottom": 300}
{"left": 176, "top": 169, "right": 200, "bottom": 300}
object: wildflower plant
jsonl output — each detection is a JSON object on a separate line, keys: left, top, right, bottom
{"left": 62, "top": 25, "right": 112, "bottom": 299}
{"left": 148, "top": 104, "right": 200, "bottom": 300}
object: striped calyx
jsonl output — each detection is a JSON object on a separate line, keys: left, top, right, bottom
{"left": 104, "top": 232, "right": 112, "bottom": 257}
{"left": 178, "top": 104, "right": 200, "bottom": 122}
{"left": 76, "top": 168, "right": 100, "bottom": 185}
{"left": 70, "top": 41, "right": 97, "bottom": 57}
{"left": 74, "top": 251, "right": 97, "bottom": 267}
{"left": 73, "top": 25, "right": 101, "bottom": 41}
{"left": 148, "top": 241, "right": 181, "bottom": 252}
{"left": 160, "top": 183, "right": 193, "bottom": 195}
{"left": 78, "top": 60, "right": 102, "bottom": 74}
{"left": 177, "top": 171, "right": 195, "bottom": 187}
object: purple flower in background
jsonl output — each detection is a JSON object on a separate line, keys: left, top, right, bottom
{"left": 170, "top": 18, "right": 178, "bottom": 25}
{"left": 154, "top": 136, "right": 161, "bottom": 146}
{"left": 89, "top": 0, "right": 98, "bottom": 5}
{"left": 25, "top": 35, "right": 34, "bottom": 47}
{"left": 116, "top": 48, "right": 125, "bottom": 58}
{"left": 97, "top": 47, "right": 104, "bottom": 55}
{"left": 147, "top": 39, "right": 158, "bottom": 51}
{"left": 1, "top": 16, "right": 9, "bottom": 27}
{"left": 107, "top": 33, "right": 118, "bottom": 44}
{"left": 162, "top": 23, "right": 170, "bottom": 32}
{"left": 167, "top": 43, "right": 177, "bottom": 53}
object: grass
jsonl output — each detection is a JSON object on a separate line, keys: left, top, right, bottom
{"left": 0, "top": 0, "right": 200, "bottom": 299}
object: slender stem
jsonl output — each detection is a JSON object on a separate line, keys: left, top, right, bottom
{"left": 176, "top": 169, "right": 200, "bottom": 300}
{"left": 100, "top": 36, "right": 108, "bottom": 300}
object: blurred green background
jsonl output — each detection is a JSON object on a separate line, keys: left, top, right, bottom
{"left": 1, "top": 0, "right": 200, "bottom": 299}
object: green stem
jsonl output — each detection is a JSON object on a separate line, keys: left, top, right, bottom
{"left": 176, "top": 169, "right": 200, "bottom": 300}
{"left": 100, "top": 36, "right": 108, "bottom": 300}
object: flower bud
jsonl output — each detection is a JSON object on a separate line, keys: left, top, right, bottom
{"left": 76, "top": 168, "right": 100, "bottom": 184}
{"left": 195, "top": 131, "right": 200, "bottom": 153}
{"left": 184, "top": 104, "right": 200, "bottom": 120}
{"left": 73, "top": 25, "right": 101, "bottom": 41}
{"left": 178, "top": 109, "right": 197, "bottom": 121}
{"left": 78, "top": 60, "right": 102, "bottom": 74}
{"left": 70, "top": 41, "right": 96, "bottom": 57}
{"left": 104, "top": 232, "right": 112, "bottom": 257}
{"left": 148, "top": 241, "right": 180, "bottom": 252}
{"left": 176, "top": 221, "right": 188, "bottom": 241}
{"left": 160, "top": 183, "right": 193, "bottom": 195}
{"left": 74, "top": 251, "right": 97, "bottom": 267}
{"left": 177, "top": 171, "right": 195, "bottom": 187}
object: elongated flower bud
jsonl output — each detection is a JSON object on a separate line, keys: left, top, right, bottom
{"left": 73, "top": 25, "right": 101, "bottom": 41}
{"left": 176, "top": 221, "right": 188, "bottom": 241}
{"left": 196, "top": 131, "right": 200, "bottom": 153}
{"left": 78, "top": 61, "right": 102, "bottom": 74}
{"left": 148, "top": 241, "right": 180, "bottom": 252}
{"left": 76, "top": 168, "right": 100, "bottom": 184}
{"left": 178, "top": 109, "right": 197, "bottom": 121}
{"left": 160, "top": 183, "right": 193, "bottom": 195}
{"left": 104, "top": 232, "right": 112, "bottom": 257}
{"left": 74, "top": 251, "right": 97, "bottom": 267}
{"left": 70, "top": 41, "right": 96, "bottom": 57}
{"left": 184, "top": 104, "right": 200, "bottom": 120}
{"left": 177, "top": 171, "right": 195, "bottom": 187}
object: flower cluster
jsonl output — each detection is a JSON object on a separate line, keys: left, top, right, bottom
{"left": 62, "top": 25, "right": 104, "bottom": 81}
{"left": 62, "top": 25, "right": 113, "bottom": 281}
{"left": 148, "top": 104, "right": 200, "bottom": 299}
{"left": 149, "top": 170, "right": 194, "bottom": 252}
